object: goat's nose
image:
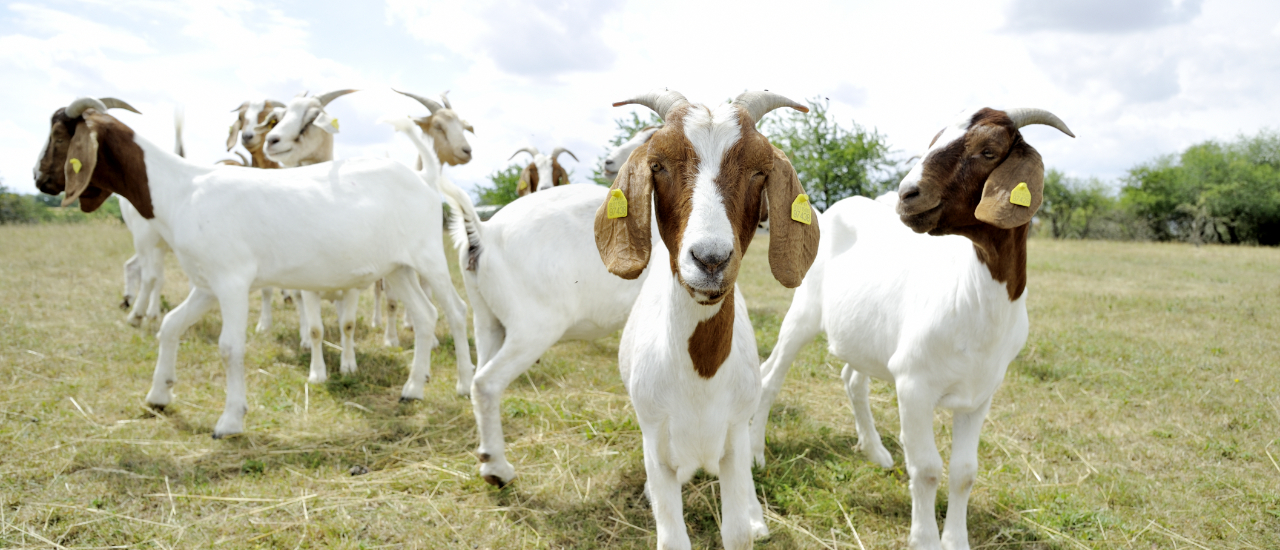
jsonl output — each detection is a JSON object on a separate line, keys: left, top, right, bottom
{"left": 461, "top": 146, "right": 472, "bottom": 156}
{"left": 241, "top": 130, "right": 255, "bottom": 144}
{"left": 690, "top": 247, "right": 731, "bottom": 276}
{"left": 604, "top": 160, "right": 614, "bottom": 167}
{"left": 266, "top": 135, "right": 281, "bottom": 147}
{"left": 899, "top": 183, "right": 921, "bottom": 202}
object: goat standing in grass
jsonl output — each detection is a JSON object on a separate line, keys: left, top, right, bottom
{"left": 597, "top": 89, "right": 820, "bottom": 550}
{"left": 750, "top": 107, "right": 1074, "bottom": 550}
{"left": 35, "top": 96, "right": 460, "bottom": 436}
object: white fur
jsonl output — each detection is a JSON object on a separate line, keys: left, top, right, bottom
{"left": 751, "top": 196, "right": 1029, "bottom": 550}
{"left": 602, "top": 127, "right": 659, "bottom": 182}
{"left": 615, "top": 102, "right": 767, "bottom": 549}
{"left": 105, "top": 129, "right": 461, "bottom": 437}
{"left": 264, "top": 96, "right": 338, "bottom": 167}
{"left": 430, "top": 177, "right": 647, "bottom": 486}
{"left": 119, "top": 198, "right": 167, "bottom": 326}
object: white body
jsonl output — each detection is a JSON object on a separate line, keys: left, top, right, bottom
{"left": 132, "top": 135, "right": 462, "bottom": 437}
{"left": 751, "top": 196, "right": 1028, "bottom": 550}
{"left": 620, "top": 258, "right": 768, "bottom": 550}
{"left": 119, "top": 197, "right": 167, "bottom": 326}
{"left": 438, "top": 183, "right": 647, "bottom": 485}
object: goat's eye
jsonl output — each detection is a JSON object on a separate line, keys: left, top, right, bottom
{"left": 981, "top": 149, "right": 995, "bottom": 160}
{"left": 650, "top": 162, "right": 662, "bottom": 172}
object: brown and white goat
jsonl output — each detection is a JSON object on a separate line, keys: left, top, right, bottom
{"left": 227, "top": 99, "right": 286, "bottom": 169}
{"left": 512, "top": 146, "right": 576, "bottom": 196}
{"left": 751, "top": 107, "right": 1074, "bottom": 550}
{"left": 597, "top": 89, "right": 820, "bottom": 550}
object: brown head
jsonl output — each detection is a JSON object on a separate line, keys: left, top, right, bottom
{"left": 896, "top": 107, "right": 1074, "bottom": 298}
{"left": 227, "top": 98, "right": 285, "bottom": 157}
{"left": 396, "top": 89, "right": 474, "bottom": 165}
{"left": 33, "top": 97, "right": 153, "bottom": 217}
{"left": 595, "top": 89, "right": 821, "bottom": 305}
{"left": 512, "top": 146, "right": 576, "bottom": 196}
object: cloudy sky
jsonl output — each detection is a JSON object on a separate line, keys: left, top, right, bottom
{"left": 2, "top": 0, "right": 1278, "bottom": 196}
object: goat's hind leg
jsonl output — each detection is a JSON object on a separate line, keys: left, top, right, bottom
{"left": 255, "top": 288, "right": 273, "bottom": 333}
{"left": 751, "top": 285, "right": 823, "bottom": 466}
{"left": 420, "top": 263, "right": 473, "bottom": 396}
{"left": 212, "top": 288, "right": 251, "bottom": 438}
{"left": 388, "top": 268, "right": 438, "bottom": 401}
{"left": 470, "top": 331, "right": 555, "bottom": 487}
{"left": 940, "top": 399, "right": 991, "bottom": 550}
{"left": 301, "top": 291, "right": 327, "bottom": 384}
{"left": 146, "top": 287, "right": 217, "bottom": 409}
{"left": 842, "top": 365, "right": 893, "bottom": 468}
{"left": 338, "top": 288, "right": 360, "bottom": 375}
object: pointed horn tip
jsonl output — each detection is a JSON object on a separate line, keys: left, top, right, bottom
{"left": 611, "top": 101, "right": 631, "bottom": 107}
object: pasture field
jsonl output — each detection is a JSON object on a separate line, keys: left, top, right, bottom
{"left": 1, "top": 221, "right": 1278, "bottom": 549}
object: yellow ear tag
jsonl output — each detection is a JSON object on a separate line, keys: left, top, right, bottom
{"left": 1010, "top": 182, "right": 1032, "bottom": 207}
{"left": 69, "top": 158, "right": 83, "bottom": 174}
{"left": 790, "top": 194, "right": 812, "bottom": 224}
{"left": 607, "top": 188, "right": 628, "bottom": 219}
{"left": 330, "top": 118, "right": 339, "bottom": 130}
{"left": 517, "top": 179, "right": 528, "bottom": 192}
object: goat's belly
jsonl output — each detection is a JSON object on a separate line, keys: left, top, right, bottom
{"left": 562, "top": 319, "right": 617, "bottom": 341}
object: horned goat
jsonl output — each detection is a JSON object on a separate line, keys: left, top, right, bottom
{"left": 511, "top": 146, "right": 576, "bottom": 196}
{"left": 35, "top": 96, "right": 464, "bottom": 437}
{"left": 601, "top": 126, "right": 659, "bottom": 183}
{"left": 750, "top": 107, "right": 1074, "bottom": 550}
{"left": 596, "top": 89, "right": 820, "bottom": 549}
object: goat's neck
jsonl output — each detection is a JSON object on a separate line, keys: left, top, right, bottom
{"left": 653, "top": 270, "right": 735, "bottom": 379}
{"left": 247, "top": 146, "right": 279, "bottom": 169}
{"left": 295, "top": 134, "right": 335, "bottom": 167}
{"left": 128, "top": 136, "right": 211, "bottom": 225}
{"left": 954, "top": 223, "right": 1029, "bottom": 301}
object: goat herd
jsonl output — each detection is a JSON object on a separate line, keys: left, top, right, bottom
{"left": 31, "top": 88, "right": 1074, "bottom": 549}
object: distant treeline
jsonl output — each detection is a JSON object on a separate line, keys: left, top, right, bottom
{"left": 0, "top": 182, "right": 122, "bottom": 224}
{"left": 1043, "top": 130, "right": 1280, "bottom": 245}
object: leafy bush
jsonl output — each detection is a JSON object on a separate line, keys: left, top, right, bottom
{"left": 474, "top": 165, "right": 522, "bottom": 206}
{"left": 0, "top": 180, "right": 123, "bottom": 225}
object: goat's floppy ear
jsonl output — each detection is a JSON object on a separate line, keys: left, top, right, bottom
{"left": 517, "top": 164, "right": 535, "bottom": 196}
{"left": 975, "top": 138, "right": 1043, "bottom": 229}
{"left": 594, "top": 149, "right": 652, "bottom": 280}
{"left": 63, "top": 117, "right": 101, "bottom": 207}
{"left": 765, "top": 147, "right": 819, "bottom": 288}
{"left": 226, "top": 117, "right": 243, "bottom": 151}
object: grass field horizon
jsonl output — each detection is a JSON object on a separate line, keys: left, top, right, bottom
{"left": 2, "top": 221, "right": 1277, "bottom": 549}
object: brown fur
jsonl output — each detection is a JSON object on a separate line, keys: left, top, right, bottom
{"left": 227, "top": 104, "right": 282, "bottom": 170}
{"left": 897, "top": 108, "right": 1044, "bottom": 301}
{"left": 413, "top": 110, "right": 474, "bottom": 166}
{"left": 516, "top": 159, "right": 570, "bottom": 197}
{"left": 688, "top": 288, "right": 735, "bottom": 378}
{"left": 36, "top": 109, "right": 153, "bottom": 218}
{"left": 595, "top": 103, "right": 820, "bottom": 376}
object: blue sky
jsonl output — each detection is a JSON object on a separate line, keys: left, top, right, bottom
{"left": 3, "top": 0, "right": 1279, "bottom": 195}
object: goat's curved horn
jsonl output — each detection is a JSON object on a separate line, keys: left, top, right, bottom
{"left": 266, "top": 99, "right": 286, "bottom": 109}
{"left": 230, "top": 101, "right": 249, "bottom": 113}
{"left": 732, "top": 91, "right": 807, "bottom": 124}
{"left": 509, "top": 147, "right": 540, "bottom": 161}
{"left": 314, "top": 89, "right": 357, "bottom": 107}
{"left": 100, "top": 98, "right": 141, "bottom": 114}
{"left": 395, "top": 89, "right": 443, "bottom": 115}
{"left": 613, "top": 88, "right": 688, "bottom": 121}
{"left": 1005, "top": 108, "right": 1075, "bottom": 138}
{"left": 551, "top": 147, "right": 578, "bottom": 163}
{"left": 439, "top": 90, "right": 452, "bottom": 110}
{"left": 65, "top": 97, "right": 108, "bottom": 118}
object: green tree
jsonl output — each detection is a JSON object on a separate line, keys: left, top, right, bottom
{"left": 761, "top": 96, "right": 897, "bottom": 210}
{"left": 591, "top": 111, "right": 663, "bottom": 186}
{"left": 474, "top": 165, "right": 523, "bottom": 206}
{"left": 1040, "top": 169, "right": 1118, "bottom": 239}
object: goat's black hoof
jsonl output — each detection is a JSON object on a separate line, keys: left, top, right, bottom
{"left": 483, "top": 474, "right": 507, "bottom": 488}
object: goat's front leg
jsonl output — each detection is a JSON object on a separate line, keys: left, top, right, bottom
{"left": 146, "top": 287, "right": 217, "bottom": 409}
{"left": 941, "top": 399, "right": 991, "bottom": 550}
{"left": 470, "top": 337, "right": 548, "bottom": 487}
{"left": 338, "top": 288, "right": 360, "bottom": 375}
{"left": 255, "top": 288, "right": 273, "bottom": 333}
{"left": 212, "top": 289, "right": 251, "bottom": 438}
{"left": 301, "top": 291, "right": 327, "bottom": 384}
{"left": 121, "top": 254, "right": 140, "bottom": 310}
{"left": 643, "top": 431, "right": 691, "bottom": 550}
{"left": 842, "top": 365, "right": 893, "bottom": 468}
{"left": 751, "top": 291, "right": 822, "bottom": 466}
{"left": 720, "top": 422, "right": 768, "bottom": 549}
{"left": 898, "top": 382, "right": 944, "bottom": 550}
{"left": 388, "top": 268, "right": 438, "bottom": 401}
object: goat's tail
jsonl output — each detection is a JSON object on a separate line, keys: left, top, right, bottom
{"left": 438, "top": 176, "right": 483, "bottom": 272}
{"left": 381, "top": 116, "right": 442, "bottom": 193}
{"left": 173, "top": 105, "right": 186, "bottom": 158}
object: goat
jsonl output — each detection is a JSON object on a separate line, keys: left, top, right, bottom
{"left": 371, "top": 90, "right": 477, "bottom": 345}
{"left": 601, "top": 126, "right": 659, "bottom": 182}
{"left": 35, "top": 96, "right": 463, "bottom": 437}
{"left": 511, "top": 146, "right": 576, "bottom": 196}
{"left": 750, "top": 107, "right": 1074, "bottom": 550}
{"left": 596, "top": 89, "right": 820, "bottom": 549}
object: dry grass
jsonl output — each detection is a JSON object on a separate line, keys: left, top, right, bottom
{"left": 1, "top": 222, "right": 1277, "bottom": 549}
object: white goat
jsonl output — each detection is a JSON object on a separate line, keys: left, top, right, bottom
{"left": 750, "top": 107, "right": 1074, "bottom": 550}
{"left": 596, "top": 89, "right": 820, "bottom": 549}
{"left": 510, "top": 146, "right": 576, "bottom": 196}
{"left": 36, "top": 96, "right": 463, "bottom": 437}
{"left": 601, "top": 126, "right": 659, "bottom": 183}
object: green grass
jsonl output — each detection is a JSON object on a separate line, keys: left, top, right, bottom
{"left": 1, "top": 222, "right": 1278, "bottom": 549}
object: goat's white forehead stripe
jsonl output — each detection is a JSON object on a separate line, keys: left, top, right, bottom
{"left": 682, "top": 104, "right": 741, "bottom": 176}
